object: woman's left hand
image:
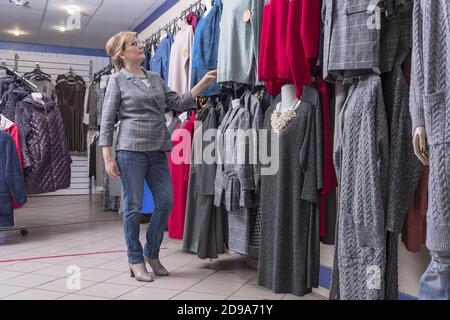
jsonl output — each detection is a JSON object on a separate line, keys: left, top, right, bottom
{"left": 200, "top": 70, "right": 217, "bottom": 87}
{"left": 191, "top": 70, "right": 217, "bottom": 99}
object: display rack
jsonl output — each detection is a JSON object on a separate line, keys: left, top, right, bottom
{"left": 144, "top": 0, "right": 205, "bottom": 45}
{"left": 0, "top": 60, "right": 30, "bottom": 237}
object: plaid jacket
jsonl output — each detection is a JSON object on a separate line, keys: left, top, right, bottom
{"left": 322, "top": 0, "right": 412, "bottom": 82}
{"left": 214, "top": 103, "right": 256, "bottom": 212}
{"left": 99, "top": 68, "right": 194, "bottom": 152}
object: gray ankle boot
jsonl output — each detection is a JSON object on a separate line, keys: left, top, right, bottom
{"left": 129, "top": 262, "right": 154, "bottom": 282}
{"left": 144, "top": 255, "right": 169, "bottom": 276}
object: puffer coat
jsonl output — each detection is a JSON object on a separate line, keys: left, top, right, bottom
{"left": 14, "top": 96, "right": 71, "bottom": 194}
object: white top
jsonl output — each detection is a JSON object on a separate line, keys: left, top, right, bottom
{"left": 167, "top": 20, "right": 194, "bottom": 94}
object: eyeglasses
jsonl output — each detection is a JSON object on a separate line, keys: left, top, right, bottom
{"left": 128, "top": 39, "right": 144, "bottom": 47}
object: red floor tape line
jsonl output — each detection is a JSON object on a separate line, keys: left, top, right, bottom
{"left": 22, "top": 218, "right": 123, "bottom": 230}
{"left": 0, "top": 248, "right": 167, "bottom": 263}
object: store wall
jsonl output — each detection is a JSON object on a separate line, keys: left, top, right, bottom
{"left": 138, "top": 0, "right": 431, "bottom": 299}
{"left": 0, "top": 48, "right": 110, "bottom": 84}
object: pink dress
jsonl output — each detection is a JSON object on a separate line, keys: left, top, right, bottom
{"left": 168, "top": 113, "right": 196, "bottom": 239}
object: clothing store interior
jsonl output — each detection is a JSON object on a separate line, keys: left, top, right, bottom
{"left": 0, "top": 0, "right": 448, "bottom": 301}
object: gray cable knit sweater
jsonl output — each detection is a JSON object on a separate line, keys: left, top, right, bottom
{"left": 409, "top": 0, "right": 450, "bottom": 252}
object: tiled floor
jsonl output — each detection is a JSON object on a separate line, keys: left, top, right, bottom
{"left": 0, "top": 195, "right": 325, "bottom": 300}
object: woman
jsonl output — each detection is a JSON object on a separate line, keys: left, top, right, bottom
{"left": 100, "top": 31, "right": 217, "bottom": 282}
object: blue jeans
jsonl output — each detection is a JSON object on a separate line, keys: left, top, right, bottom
{"left": 116, "top": 150, "right": 173, "bottom": 264}
{"left": 419, "top": 251, "right": 450, "bottom": 300}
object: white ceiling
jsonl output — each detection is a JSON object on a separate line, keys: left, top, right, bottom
{"left": 0, "top": 0, "right": 166, "bottom": 49}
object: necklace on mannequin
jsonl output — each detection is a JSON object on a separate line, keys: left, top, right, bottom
{"left": 271, "top": 99, "right": 301, "bottom": 134}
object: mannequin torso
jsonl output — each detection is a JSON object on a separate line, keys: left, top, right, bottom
{"left": 281, "top": 84, "right": 298, "bottom": 110}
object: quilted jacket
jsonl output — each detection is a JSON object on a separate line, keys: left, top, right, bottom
{"left": 14, "top": 96, "right": 71, "bottom": 194}
{"left": 0, "top": 82, "right": 28, "bottom": 120}
{"left": 0, "top": 131, "right": 27, "bottom": 227}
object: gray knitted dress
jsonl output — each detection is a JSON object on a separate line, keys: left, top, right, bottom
{"left": 409, "top": 0, "right": 450, "bottom": 252}
{"left": 332, "top": 75, "right": 390, "bottom": 300}
{"left": 258, "top": 87, "right": 323, "bottom": 297}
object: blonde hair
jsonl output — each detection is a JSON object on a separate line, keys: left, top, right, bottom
{"left": 105, "top": 31, "right": 137, "bottom": 71}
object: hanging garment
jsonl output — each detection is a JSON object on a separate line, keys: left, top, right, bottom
{"left": 55, "top": 74, "right": 87, "bottom": 152}
{"left": 382, "top": 65, "right": 423, "bottom": 233}
{"left": 258, "top": 87, "right": 322, "bottom": 297}
{"left": 0, "top": 83, "right": 28, "bottom": 122}
{"left": 191, "top": 0, "right": 222, "bottom": 96}
{"left": 217, "top": 0, "right": 264, "bottom": 86}
{"left": 168, "top": 21, "right": 194, "bottom": 94}
{"left": 88, "top": 132, "right": 99, "bottom": 179}
{"left": 402, "top": 166, "right": 429, "bottom": 253}
{"left": 0, "top": 76, "right": 15, "bottom": 101}
{"left": 14, "top": 96, "right": 71, "bottom": 195}
{"left": 240, "top": 90, "right": 264, "bottom": 257}
{"left": 214, "top": 102, "right": 255, "bottom": 212}
{"left": 150, "top": 32, "right": 174, "bottom": 85}
{"left": 331, "top": 75, "right": 392, "bottom": 300}
{"left": 1, "top": 115, "right": 23, "bottom": 210}
{"left": 87, "top": 82, "right": 99, "bottom": 130}
{"left": 186, "top": 12, "right": 199, "bottom": 32}
{"left": 409, "top": 0, "right": 450, "bottom": 253}
{"left": 312, "top": 78, "right": 338, "bottom": 239}
{"left": 0, "top": 114, "right": 22, "bottom": 169}
{"left": 258, "top": 0, "right": 320, "bottom": 96}
{"left": 240, "top": 90, "right": 264, "bottom": 191}
{"left": 249, "top": 205, "right": 262, "bottom": 259}
{"left": 96, "top": 78, "right": 107, "bottom": 129}
{"left": 183, "top": 100, "right": 228, "bottom": 259}
{"left": 0, "top": 131, "right": 27, "bottom": 228}
{"left": 168, "top": 113, "right": 196, "bottom": 239}
{"left": 322, "top": 0, "right": 413, "bottom": 82}
{"left": 31, "top": 79, "right": 55, "bottom": 99}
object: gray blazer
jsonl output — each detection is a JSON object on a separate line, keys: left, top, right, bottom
{"left": 214, "top": 103, "right": 255, "bottom": 212}
{"left": 99, "top": 68, "right": 194, "bottom": 151}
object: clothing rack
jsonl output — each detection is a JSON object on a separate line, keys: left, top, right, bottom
{"left": 14, "top": 57, "right": 94, "bottom": 85}
{"left": 0, "top": 60, "right": 38, "bottom": 90}
{"left": 144, "top": 0, "right": 205, "bottom": 45}
{"left": 93, "top": 63, "right": 113, "bottom": 81}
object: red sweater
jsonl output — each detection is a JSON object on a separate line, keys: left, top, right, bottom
{"left": 313, "top": 78, "right": 338, "bottom": 238}
{"left": 258, "top": 0, "right": 321, "bottom": 97}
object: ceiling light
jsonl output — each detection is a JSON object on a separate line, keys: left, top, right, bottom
{"left": 7, "top": 28, "right": 25, "bottom": 36}
{"left": 58, "top": 25, "right": 66, "bottom": 32}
